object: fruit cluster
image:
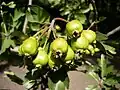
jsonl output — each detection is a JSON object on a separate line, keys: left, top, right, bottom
{"left": 18, "top": 19, "right": 99, "bottom": 69}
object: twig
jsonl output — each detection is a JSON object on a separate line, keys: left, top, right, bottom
{"left": 22, "top": 0, "right": 32, "bottom": 34}
{"left": 33, "top": 24, "right": 49, "bottom": 37}
{"left": 107, "top": 26, "right": 120, "bottom": 36}
{"left": 87, "top": 21, "right": 96, "bottom": 30}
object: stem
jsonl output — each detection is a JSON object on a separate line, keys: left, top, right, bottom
{"left": 37, "top": 26, "right": 49, "bottom": 41}
{"left": 106, "top": 26, "right": 120, "bottom": 36}
{"left": 87, "top": 21, "right": 96, "bottom": 30}
{"left": 22, "top": 0, "right": 32, "bottom": 34}
{"left": 43, "top": 17, "right": 68, "bottom": 49}
{"left": 43, "top": 28, "right": 51, "bottom": 49}
{"left": 33, "top": 24, "right": 48, "bottom": 37}
{"left": 54, "top": 17, "right": 69, "bottom": 22}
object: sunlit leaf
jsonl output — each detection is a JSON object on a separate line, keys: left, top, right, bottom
{"left": 88, "top": 71, "right": 100, "bottom": 83}
{"left": 100, "top": 54, "right": 107, "bottom": 78}
{"left": 0, "top": 37, "right": 15, "bottom": 54}
{"left": 85, "top": 85, "right": 99, "bottom": 90}
{"left": 101, "top": 43, "right": 116, "bottom": 54}
{"left": 23, "top": 80, "right": 35, "bottom": 89}
{"left": 13, "top": 8, "right": 25, "bottom": 21}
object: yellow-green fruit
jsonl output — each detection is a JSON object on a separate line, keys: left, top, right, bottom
{"left": 71, "top": 36, "right": 89, "bottom": 51}
{"left": 88, "top": 44, "right": 94, "bottom": 51}
{"left": 55, "top": 25, "right": 61, "bottom": 31}
{"left": 81, "top": 30, "right": 96, "bottom": 43}
{"left": 48, "top": 51, "right": 55, "bottom": 69}
{"left": 21, "top": 37, "right": 38, "bottom": 55}
{"left": 94, "top": 48, "right": 100, "bottom": 52}
{"left": 33, "top": 47, "right": 48, "bottom": 66}
{"left": 66, "top": 20, "right": 83, "bottom": 37}
{"left": 64, "top": 45, "right": 75, "bottom": 61}
{"left": 18, "top": 45, "right": 23, "bottom": 55}
{"left": 87, "top": 45, "right": 95, "bottom": 55}
{"left": 50, "top": 38, "right": 68, "bottom": 54}
{"left": 84, "top": 49, "right": 90, "bottom": 55}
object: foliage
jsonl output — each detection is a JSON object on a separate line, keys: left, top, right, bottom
{"left": 0, "top": 0, "right": 120, "bottom": 90}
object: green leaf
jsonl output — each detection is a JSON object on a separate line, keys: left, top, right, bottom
{"left": 23, "top": 80, "right": 35, "bottom": 89}
{"left": 85, "top": 85, "right": 99, "bottom": 90}
{"left": 29, "top": 23, "right": 40, "bottom": 31}
{"left": 27, "top": 5, "right": 50, "bottom": 24}
{"left": 100, "top": 54, "right": 107, "bottom": 78}
{"left": 96, "top": 31, "right": 108, "bottom": 41}
{"left": 48, "top": 68, "right": 69, "bottom": 90}
{"left": 2, "top": 1, "right": 16, "bottom": 8}
{"left": 13, "top": 8, "right": 25, "bottom": 21}
{"left": 74, "top": 13, "right": 86, "bottom": 24}
{"left": 104, "top": 78, "right": 118, "bottom": 86}
{"left": 106, "top": 65, "right": 114, "bottom": 75}
{"left": 101, "top": 43, "right": 116, "bottom": 54}
{"left": 0, "top": 37, "right": 15, "bottom": 54}
{"left": 88, "top": 71, "right": 100, "bottom": 83}
{"left": 48, "top": 0, "right": 62, "bottom": 7}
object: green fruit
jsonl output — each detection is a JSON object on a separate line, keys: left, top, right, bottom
{"left": 84, "top": 49, "right": 90, "bottom": 55}
{"left": 21, "top": 37, "right": 38, "bottom": 55}
{"left": 71, "top": 36, "right": 89, "bottom": 51}
{"left": 18, "top": 45, "right": 23, "bottom": 55}
{"left": 94, "top": 48, "right": 100, "bottom": 52}
{"left": 81, "top": 30, "right": 96, "bottom": 43}
{"left": 33, "top": 47, "right": 48, "bottom": 66}
{"left": 87, "top": 45, "right": 95, "bottom": 55}
{"left": 66, "top": 20, "right": 83, "bottom": 37}
{"left": 91, "top": 50, "right": 95, "bottom": 56}
{"left": 48, "top": 51, "right": 55, "bottom": 68}
{"left": 65, "top": 45, "right": 75, "bottom": 61}
{"left": 50, "top": 38, "right": 68, "bottom": 57}
{"left": 55, "top": 25, "right": 61, "bottom": 31}
{"left": 88, "top": 44, "right": 94, "bottom": 51}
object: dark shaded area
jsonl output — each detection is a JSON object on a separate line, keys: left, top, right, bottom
{"left": 95, "top": 0, "right": 120, "bottom": 39}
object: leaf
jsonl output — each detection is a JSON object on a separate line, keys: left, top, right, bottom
{"left": 48, "top": 68, "right": 69, "bottom": 90}
{"left": 100, "top": 54, "right": 107, "bottom": 78}
{"left": 96, "top": 31, "right": 108, "bottom": 41}
{"left": 101, "top": 43, "right": 116, "bottom": 54}
{"left": 104, "top": 78, "right": 118, "bottom": 86}
{"left": 13, "top": 8, "right": 25, "bottom": 21}
{"left": 27, "top": 5, "right": 50, "bottom": 24}
{"left": 23, "top": 80, "right": 35, "bottom": 89}
{"left": 0, "top": 37, "right": 15, "bottom": 54}
{"left": 88, "top": 71, "right": 100, "bottom": 83}
{"left": 4, "top": 71, "right": 23, "bottom": 85}
{"left": 74, "top": 13, "right": 86, "bottom": 24}
{"left": 85, "top": 85, "right": 99, "bottom": 90}
{"left": 29, "top": 23, "right": 40, "bottom": 31}
{"left": 2, "top": 1, "right": 16, "bottom": 8}
{"left": 48, "top": 0, "right": 62, "bottom": 7}
{"left": 106, "top": 65, "right": 114, "bottom": 75}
